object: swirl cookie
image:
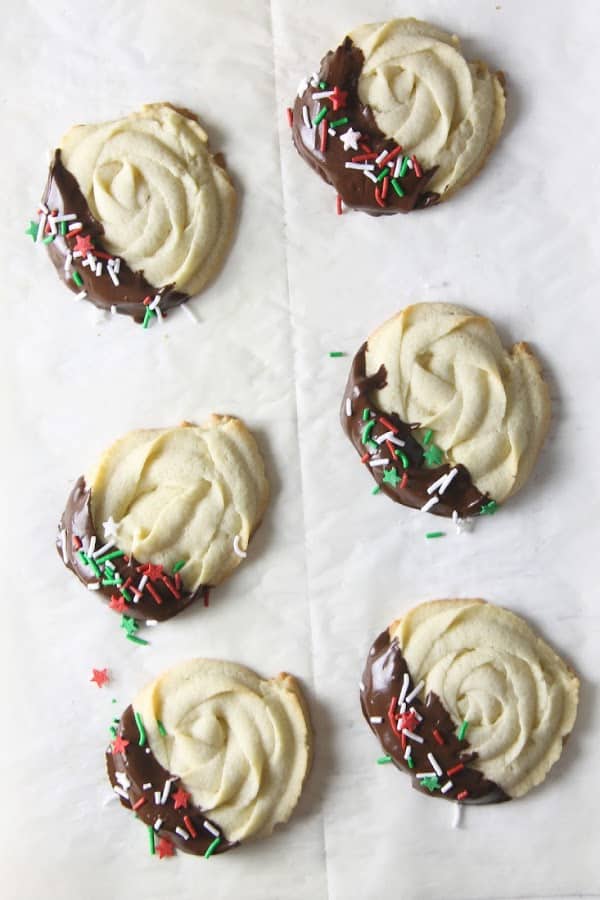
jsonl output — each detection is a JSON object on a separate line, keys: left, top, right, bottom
{"left": 57, "top": 417, "right": 269, "bottom": 625}
{"left": 291, "top": 19, "right": 505, "bottom": 214}
{"left": 28, "top": 103, "right": 236, "bottom": 323}
{"left": 107, "top": 659, "right": 312, "bottom": 857}
{"left": 361, "top": 600, "right": 579, "bottom": 803}
{"left": 341, "top": 303, "right": 550, "bottom": 519}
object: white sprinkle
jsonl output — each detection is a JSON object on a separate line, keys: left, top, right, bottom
{"left": 113, "top": 786, "right": 129, "bottom": 800}
{"left": 352, "top": 386, "right": 360, "bottom": 398}
{"left": 87, "top": 535, "right": 96, "bottom": 557}
{"left": 87, "top": 582, "right": 100, "bottom": 591}
{"left": 142, "top": 783, "right": 152, "bottom": 790}
{"left": 95, "top": 261, "right": 103, "bottom": 277}
{"left": 153, "top": 818, "right": 163, "bottom": 831}
{"left": 103, "top": 517, "right": 119, "bottom": 540}
{"left": 64, "top": 252, "right": 72, "bottom": 273}
{"left": 137, "top": 574, "right": 148, "bottom": 596}
{"left": 421, "top": 496, "right": 440, "bottom": 513}
{"left": 399, "top": 702, "right": 406, "bottom": 714}
{"left": 154, "top": 791, "right": 161, "bottom": 805}
{"left": 369, "top": 458, "right": 389, "bottom": 468}
{"left": 345, "top": 397, "right": 352, "bottom": 417}
{"left": 328, "top": 127, "right": 336, "bottom": 137}
{"left": 233, "top": 535, "right": 247, "bottom": 558}
{"left": 403, "top": 745, "right": 412, "bottom": 761}
{"left": 72, "top": 251, "right": 83, "bottom": 259}
{"left": 441, "top": 780, "right": 454, "bottom": 794}
{"left": 398, "top": 672, "right": 410, "bottom": 704}
{"left": 302, "top": 105, "right": 311, "bottom": 129}
{"left": 60, "top": 529, "right": 68, "bottom": 563}
{"left": 104, "top": 560, "right": 116, "bottom": 573}
{"left": 149, "top": 294, "right": 162, "bottom": 311}
{"left": 145, "top": 748, "right": 151, "bottom": 754}
{"left": 175, "top": 827, "right": 190, "bottom": 841}
{"left": 107, "top": 266, "right": 119, "bottom": 286}
{"left": 416, "top": 772, "right": 437, "bottom": 779}
{"left": 161, "top": 779, "right": 172, "bottom": 805}
{"left": 38, "top": 203, "right": 49, "bottom": 215}
{"left": 375, "top": 149, "right": 388, "bottom": 165}
{"left": 52, "top": 213, "right": 76, "bottom": 223}
{"left": 203, "top": 820, "right": 220, "bottom": 837}
{"left": 405, "top": 680, "right": 424, "bottom": 704}
{"left": 114, "top": 257, "right": 121, "bottom": 274}
{"left": 369, "top": 716, "right": 383, "bottom": 724}
{"left": 74, "top": 290, "right": 87, "bottom": 301}
{"left": 87, "top": 252, "right": 96, "bottom": 266}
{"left": 375, "top": 431, "right": 394, "bottom": 444}
{"left": 115, "top": 771, "right": 131, "bottom": 790}
{"left": 363, "top": 170, "right": 378, "bottom": 183}
{"left": 393, "top": 157, "right": 403, "bottom": 178}
{"left": 403, "top": 729, "right": 424, "bottom": 744}
{"left": 427, "top": 753, "right": 443, "bottom": 776}
{"left": 36, "top": 213, "right": 47, "bottom": 243}
{"left": 310, "top": 72, "right": 320, "bottom": 86}
{"left": 359, "top": 681, "right": 365, "bottom": 692}
{"left": 439, "top": 468, "right": 458, "bottom": 495}
{"left": 409, "top": 706, "right": 423, "bottom": 722}
{"left": 312, "top": 90, "right": 334, "bottom": 100}
{"left": 69, "top": 221, "right": 82, "bottom": 230}
{"left": 93, "top": 540, "right": 114, "bottom": 559}
{"left": 345, "top": 162, "right": 375, "bottom": 171}
{"left": 452, "top": 803, "right": 463, "bottom": 829}
{"left": 407, "top": 158, "right": 414, "bottom": 170}
{"left": 387, "top": 434, "right": 406, "bottom": 448}
{"left": 468, "top": 497, "right": 481, "bottom": 508}
{"left": 145, "top": 619, "right": 158, "bottom": 627}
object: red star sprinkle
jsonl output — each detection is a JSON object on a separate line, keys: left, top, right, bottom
{"left": 398, "top": 711, "right": 419, "bottom": 733}
{"left": 172, "top": 787, "right": 190, "bottom": 810}
{"left": 137, "top": 562, "right": 164, "bottom": 581}
{"left": 90, "top": 667, "right": 110, "bottom": 688}
{"left": 73, "top": 233, "right": 94, "bottom": 256}
{"left": 112, "top": 734, "right": 130, "bottom": 755}
{"left": 156, "top": 837, "right": 175, "bottom": 859}
{"left": 330, "top": 85, "right": 348, "bottom": 111}
{"left": 109, "top": 594, "right": 127, "bottom": 614}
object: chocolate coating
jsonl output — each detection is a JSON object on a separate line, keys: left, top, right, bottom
{"left": 107, "top": 705, "right": 236, "bottom": 856}
{"left": 292, "top": 38, "right": 439, "bottom": 215}
{"left": 57, "top": 477, "right": 206, "bottom": 622}
{"left": 341, "top": 343, "right": 490, "bottom": 518}
{"left": 361, "top": 630, "right": 508, "bottom": 804}
{"left": 42, "top": 151, "right": 187, "bottom": 321}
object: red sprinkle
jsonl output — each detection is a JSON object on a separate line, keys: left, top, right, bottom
{"left": 286, "top": 107, "right": 293, "bottom": 128}
{"left": 400, "top": 473, "right": 408, "bottom": 490}
{"left": 174, "top": 573, "right": 182, "bottom": 591}
{"left": 145, "top": 582, "right": 163, "bottom": 605}
{"left": 351, "top": 152, "right": 378, "bottom": 162}
{"left": 381, "top": 175, "right": 390, "bottom": 200}
{"left": 432, "top": 728, "right": 445, "bottom": 745}
{"left": 456, "top": 790, "right": 469, "bottom": 801}
{"left": 360, "top": 452, "right": 370, "bottom": 464}
{"left": 447, "top": 763, "right": 465, "bottom": 777}
{"left": 358, "top": 142, "right": 372, "bottom": 154}
{"left": 183, "top": 815, "right": 197, "bottom": 838}
{"left": 412, "top": 155, "right": 422, "bottom": 178}
{"left": 374, "top": 186, "right": 385, "bottom": 209}
{"left": 66, "top": 227, "right": 82, "bottom": 239}
{"left": 160, "top": 574, "right": 181, "bottom": 600}
{"left": 378, "top": 417, "right": 398, "bottom": 435}
{"left": 72, "top": 535, "right": 82, "bottom": 550}
{"left": 336, "top": 194, "right": 343, "bottom": 216}
{"left": 380, "top": 145, "right": 403, "bottom": 167}
{"left": 122, "top": 577, "right": 133, "bottom": 591}
{"left": 132, "top": 796, "right": 146, "bottom": 810}
{"left": 319, "top": 119, "right": 328, "bottom": 153}
{"left": 386, "top": 439, "right": 397, "bottom": 461}
{"left": 142, "top": 295, "right": 152, "bottom": 306}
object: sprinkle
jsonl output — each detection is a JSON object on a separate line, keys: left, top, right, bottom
{"left": 377, "top": 755, "right": 392, "bottom": 764}
{"left": 427, "top": 753, "right": 443, "bottom": 776}
{"left": 400, "top": 156, "right": 410, "bottom": 178}
{"left": 66, "top": 226, "right": 83, "bottom": 238}
{"left": 380, "top": 146, "right": 403, "bottom": 167}
{"left": 397, "top": 451, "right": 409, "bottom": 469}
{"left": 107, "top": 266, "right": 119, "bottom": 287}
{"left": 311, "top": 90, "right": 334, "bottom": 100}
{"left": 95, "top": 261, "right": 103, "bottom": 277}
{"left": 480, "top": 500, "right": 499, "bottom": 516}
{"left": 421, "top": 775, "right": 441, "bottom": 792}
{"left": 412, "top": 155, "right": 423, "bottom": 178}
{"left": 153, "top": 817, "right": 163, "bottom": 831}
{"left": 161, "top": 779, "right": 173, "bottom": 805}
{"left": 204, "top": 837, "right": 222, "bottom": 859}
{"left": 149, "top": 294, "right": 162, "bottom": 311}
{"left": 376, "top": 166, "right": 390, "bottom": 183}
{"left": 154, "top": 791, "right": 161, "bottom": 805}
{"left": 329, "top": 116, "right": 349, "bottom": 128}
{"left": 87, "top": 582, "right": 100, "bottom": 591}
{"left": 329, "top": 351, "right": 345, "bottom": 357}
{"left": 344, "top": 161, "right": 374, "bottom": 171}
{"left": 64, "top": 252, "right": 72, "bottom": 272}
{"left": 372, "top": 485, "right": 381, "bottom": 495}
{"left": 319, "top": 119, "right": 328, "bottom": 152}
{"left": 72, "top": 271, "right": 83, "bottom": 288}
{"left": 133, "top": 796, "right": 146, "bottom": 810}
{"left": 183, "top": 815, "right": 197, "bottom": 838}
{"left": 423, "top": 429, "right": 433, "bottom": 445}
{"left": 369, "top": 716, "right": 384, "bottom": 724}
{"left": 351, "top": 152, "right": 378, "bottom": 162}
{"left": 433, "top": 728, "right": 445, "bottom": 745}
{"left": 361, "top": 419, "right": 376, "bottom": 443}
{"left": 172, "top": 560, "right": 186, "bottom": 574}
{"left": 203, "top": 820, "right": 220, "bottom": 838}
{"left": 345, "top": 397, "right": 352, "bottom": 416}
{"left": 233, "top": 534, "right": 247, "bottom": 558}
{"left": 398, "top": 673, "right": 410, "bottom": 704}
{"left": 421, "top": 496, "right": 439, "bottom": 513}
{"left": 369, "top": 458, "right": 389, "bottom": 468}
{"left": 441, "top": 780, "right": 454, "bottom": 794}
{"left": 409, "top": 707, "right": 422, "bottom": 722}
{"left": 146, "top": 620, "right": 158, "bottom": 626}
{"left": 426, "top": 531, "right": 445, "bottom": 539}
{"left": 145, "top": 582, "right": 162, "bottom": 605}
{"left": 402, "top": 728, "right": 424, "bottom": 744}
{"left": 391, "top": 178, "right": 405, "bottom": 198}
{"left": 113, "top": 786, "right": 129, "bottom": 800}
{"left": 133, "top": 712, "right": 147, "bottom": 746}
{"left": 302, "top": 105, "right": 311, "bottom": 129}
{"left": 456, "top": 790, "right": 469, "bottom": 801}
{"left": 407, "top": 754, "right": 415, "bottom": 769}
{"left": 363, "top": 170, "right": 378, "bottom": 183}
{"left": 127, "top": 634, "right": 149, "bottom": 646}
{"left": 157, "top": 720, "right": 167, "bottom": 736}
{"left": 452, "top": 803, "right": 463, "bottom": 828}
{"left": 458, "top": 720, "right": 469, "bottom": 741}
{"left": 175, "top": 827, "right": 190, "bottom": 841}
{"left": 405, "top": 680, "right": 424, "bottom": 704}
{"left": 375, "top": 149, "right": 388, "bottom": 165}
{"left": 286, "top": 107, "right": 293, "bottom": 127}
{"left": 313, "top": 106, "right": 327, "bottom": 127}
{"left": 36, "top": 213, "right": 47, "bottom": 243}
{"left": 447, "top": 763, "right": 465, "bottom": 778}
{"left": 142, "top": 783, "right": 152, "bottom": 790}
{"left": 318, "top": 80, "right": 327, "bottom": 89}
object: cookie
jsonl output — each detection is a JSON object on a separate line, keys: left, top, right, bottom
{"left": 341, "top": 303, "right": 550, "bottom": 519}
{"left": 28, "top": 103, "right": 236, "bottom": 323}
{"left": 107, "top": 659, "right": 312, "bottom": 857}
{"left": 291, "top": 19, "right": 505, "bottom": 214}
{"left": 361, "top": 599, "right": 579, "bottom": 803}
{"left": 57, "top": 417, "right": 269, "bottom": 623}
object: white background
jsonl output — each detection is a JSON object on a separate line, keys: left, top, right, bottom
{"left": 1, "top": 2, "right": 598, "bottom": 898}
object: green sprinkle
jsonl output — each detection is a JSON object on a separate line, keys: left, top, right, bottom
{"left": 313, "top": 106, "right": 327, "bottom": 126}
{"left": 102, "top": 578, "right": 119, "bottom": 587}
{"left": 400, "top": 156, "right": 410, "bottom": 178}
{"left": 172, "top": 560, "right": 186, "bottom": 574}
{"left": 134, "top": 711, "right": 147, "bottom": 746}
{"left": 372, "top": 485, "right": 381, "bottom": 495}
{"left": 376, "top": 166, "right": 390, "bottom": 182}
{"left": 480, "top": 500, "right": 499, "bottom": 516}
{"left": 329, "top": 351, "right": 345, "bottom": 358}
{"left": 377, "top": 755, "right": 392, "bottom": 764}
{"left": 60, "top": 220, "right": 68, "bottom": 235}
{"left": 421, "top": 775, "right": 440, "bottom": 792}
{"left": 42, "top": 234, "right": 55, "bottom": 244}
{"left": 330, "top": 116, "right": 349, "bottom": 128}
{"left": 398, "top": 451, "right": 410, "bottom": 469}
{"left": 319, "top": 80, "right": 327, "bottom": 89}
{"left": 361, "top": 419, "right": 376, "bottom": 443}
{"left": 72, "top": 270, "right": 83, "bottom": 287}
{"left": 423, "top": 444, "right": 444, "bottom": 467}
{"left": 142, "top": 307, "right": 156, "bottom": 329}
{"left": 148, "top": 826, "right": 155, "bottom": 855}
{"left": 157, "top": 719, "right": 167, "bottom": 737}
{"left": 25, "top": 220, "right": 39, "bottom": 240}
{"left": 204, "top": 836, "right": 222, "bottom": 859}
{"left": 119, "top": 587, "right": 133, "bottom": 604}
{"left": 382, "top": 467, "right": 401, "bottom": 487}
{"left": 88, "top": 558, "right": 102, "bottom": 579}
{"left": 96, "top": 549, "right": 125, "bottom": 564}
{"left": 391, "top": 178, "right": 405, "bottom": 198}
{"left": 426, "top": 531, "right": 446, "bottom": 539}
{"left": 407, "top": 755, "right": 415, "bottom": 769}
{"left": 127, "top": 633, "right": 149, "bottom": 646}
{"left": 109, "top": 725, "right": 117, "bottom": 738}
{"left": 121, "top": 615, "right": 138, "bottom": 636}
{"left": 362, "top": 407, "right": 372, "bottom": 422}
{"left": 423, "top": 429, "right": 433, "bottom": 445}
{"left": 77, "top": 549, "right": 90, "bottom": 567}
{"left": 365, "top": 439, "right": 379, "bottom": 453}
{"left": 112, "top": 698, "right": 117, "bottom": 703}
{"left": 458, "top": 720, "right": 469, "bottom": 741}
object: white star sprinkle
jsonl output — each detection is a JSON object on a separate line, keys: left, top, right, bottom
{"left": 339, "top": 128, "right": 361, "bottom": 152}
{"left": 115, "top": 771, "right": 131, "bottom": 791}
{"left": 103, "top": 516, "right": 120, "bottom": 540}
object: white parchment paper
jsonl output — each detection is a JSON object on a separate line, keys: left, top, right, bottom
{"left": 1, "top": 2, "right": 598, "bottom": 898}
